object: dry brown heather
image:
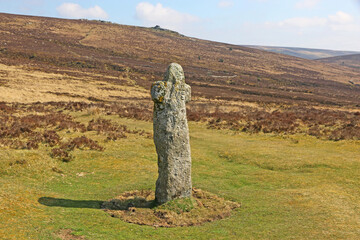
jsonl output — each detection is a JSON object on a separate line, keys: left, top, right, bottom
{"left": 318, "top": 54, "right": 360, "bottom": 73}
{"left": 0, "top": 12, "right": 359, "bottom": 140}
{"left": 0, "top": 103, "right": 152, "bottom": 162}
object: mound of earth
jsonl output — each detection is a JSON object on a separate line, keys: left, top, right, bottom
{"left": 101, "top": 188, "right": 240, "bottom": 227}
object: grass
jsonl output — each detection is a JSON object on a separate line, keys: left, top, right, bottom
{"left": 0, "top": 63, "right": 148, "bottom": 103}
{"left": 0, "top": 114, "right": 359, "bottom": 239}
{"left": 156, "top": 197, "right": 195, "bottom": 214}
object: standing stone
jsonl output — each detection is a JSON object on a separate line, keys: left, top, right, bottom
{"left": 151, "top": 63, "right": 192, "bottom": 204}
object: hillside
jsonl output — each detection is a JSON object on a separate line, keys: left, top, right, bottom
{"left": 1, "top": 12, "right": 360, "bottom": 141}
{"left": 0, "top": 13, "right": 360, "bottom": 108}
{"left": 318, "top": 54, "right": 360, "bottom": 72}
{"left": 245, "top": 45, "right": 359, "bottom": 60}
{"left": 0, "top": 12, "right": 360, "bottom": 240}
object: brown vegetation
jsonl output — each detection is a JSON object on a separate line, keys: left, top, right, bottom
{"left": 318, "top": 54, "right": 360, "bottom": 70}
{"left": 188, "top": 105, "right": 360, "bottom": 140}
{"left": 0, "top": 12, "right": 360, "bottom": 108}
{"left": 0, "top": 102, "right": 151, "bottom": 162}
{"left": 44, "top": 102, "right": 360, "bottom": 141}
{"left": 0, "top": 104, "right": 84, "bottom": 150}
{"left": 0, "top": 13, "right": 359, "bottom": 143}
{"left": 102, "top": 188, "right": 240, "bottom": 227}
{"left": 56, "top": 229, "right": 86, "bottom": 240}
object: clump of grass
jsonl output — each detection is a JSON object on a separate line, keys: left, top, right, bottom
{"left": 51, "top": 136, "right": 104, "bottom": 162}
{"left": 60, "top": 136, "right": 104, "bottom": 151}
{"left": 87, "top": 118, "right": 152, "bottom": 140}
{"left": 51, "top": 147, "right": 73, "bottom": 162}
{"left": 87, "top": 118, "right": 128, "bottom": 140}
{"left": 9, "top": 159, "right": 27, "bottom": 166}
{"left": 155, "top": 197, "right": 195, "bottom": 214}
{"left": 51, "top": 167, "right": 64, "bottom": 174}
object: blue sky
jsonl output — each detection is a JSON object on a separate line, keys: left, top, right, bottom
{"left": 1, "top": 0, "right": 360, "bottom": 51}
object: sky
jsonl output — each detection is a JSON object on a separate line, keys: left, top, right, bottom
{"left": 1, "top": 0, "right": 360, "bottom": 51}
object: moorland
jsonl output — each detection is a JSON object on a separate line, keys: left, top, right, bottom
{"left": 246, "top": 45, "right": 359, "bottom": 60}
{"left": 0, "top": 12, "right": 359, "bottom": 239}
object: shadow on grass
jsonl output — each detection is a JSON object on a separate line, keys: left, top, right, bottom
{"left": 38, "top": 197, "right": 103, "bottom": 209}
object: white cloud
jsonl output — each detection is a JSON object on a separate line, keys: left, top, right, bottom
{"left": 57, "top": 3, "right": 108, "bottom": 19}
{"left": 328, "top": 11, "right": 357, "bottom": 32}
{"left": 328, "top": 11, "right": 353, "bottom": 24}
{"left": 278, "top": 17, "right": 327, "bottom": 28}
{"left": 276, "top": 11, "right": 355, "bottom": 29}
{"left": 218, "top": 1, "right": 234, "bottom": 8}
{"left": 295, "top": 0, "right": 321, "bottom": 9}
{"left": 244, "top": 11, "right": 360, "bottom": 51}
{"left": 135, "top": 2, "right": 199, "bottom": 31}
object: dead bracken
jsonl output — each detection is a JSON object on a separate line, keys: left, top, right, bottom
{"left": 101, "top": 188, "right": 240, "bottom": 227}
{"left": 0, "top": 102, "right": 152, "bottom": 162}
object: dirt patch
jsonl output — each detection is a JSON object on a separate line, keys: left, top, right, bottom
{"left": 56, "top": 229, "right": 86, "bottom": 240}
{"left": 102, "top": 188, "right": 240, "bottom": 227}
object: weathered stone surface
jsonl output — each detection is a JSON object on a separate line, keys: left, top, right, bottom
{"left": 151, "top": 63, "right": 192, "bottom": 204}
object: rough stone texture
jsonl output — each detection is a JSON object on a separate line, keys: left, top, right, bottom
{"left": 151, "top": 63, "right": 192, "bottom": 204}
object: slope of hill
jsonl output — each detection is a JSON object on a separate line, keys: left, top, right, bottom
{"left": 0, "top": 12, "right": 360, "bottom": 108}
{"left": 245, "top": 45, "right": 359, "bottom": 60}
{"left": 318, "top": 54, "right": 360, "bottom": 72}
{"left": 317, "top": 54, "right": 360, "bottom": 86}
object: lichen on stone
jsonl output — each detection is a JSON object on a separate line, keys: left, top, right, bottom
{"left": 151, "top": 63, "right": 192, "bottom": 204}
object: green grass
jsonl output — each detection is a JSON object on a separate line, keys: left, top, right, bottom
{"left": 0, "top": 114, "right": 359, "bottom": 239}
{"left": 155, "top": 197, "right": 195, "bottom": 214}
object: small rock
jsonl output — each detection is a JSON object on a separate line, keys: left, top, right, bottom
{"left": 76, "top": 172, "right": 86, "bottom": 177}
